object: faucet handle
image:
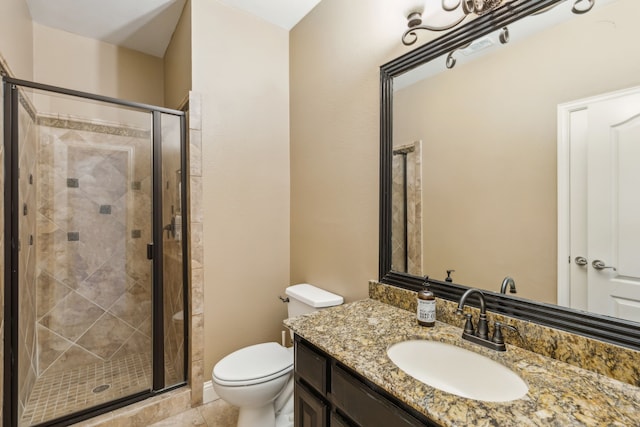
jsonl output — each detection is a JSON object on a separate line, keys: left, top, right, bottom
{"left": 476, "top": 313, "right": 489, "bottom": 340}
{"left": 491, "top": 322, "right": 518, "bottom": 345}
{"left": 462, "top": 313, "right": 474, "bottom": 335}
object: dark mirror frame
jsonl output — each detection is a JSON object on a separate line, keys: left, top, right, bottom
{"left": 379, "top": 0, "right": 640, "bottom": 350}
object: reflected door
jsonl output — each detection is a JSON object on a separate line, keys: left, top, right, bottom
{"left": 587, "top": 91, "right": 640, "bottom": 321}
{"left": 561, "top": 87, "right": 640, "bottom": 321}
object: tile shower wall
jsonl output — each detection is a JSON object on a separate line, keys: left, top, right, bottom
{"left": 35, "top": 118, "right": 153, "bottom": 377}
{"left": 164, "top": 251, "right": 184, "bottom": 384}
{"left": 391, "top": 141, "right": 422, "bottom": 275}
{"left": 17, "top": 93, "right": 38, "bottom": 421}
{"left": 187, "top": 92, "right": 205, "bottom": 406}
{"left": 162, "top": 114, "right": 185, "bottom": 385}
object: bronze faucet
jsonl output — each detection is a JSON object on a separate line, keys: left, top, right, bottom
{"left": 500, "top": 277, "right": 517, "bottom": 294}
{"left": 456, "top": 288, "right": 518, "bottom": 352}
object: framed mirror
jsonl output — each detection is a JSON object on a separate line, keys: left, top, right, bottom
{"left": 379, "top": 0, "right": 640, "bottom": 349}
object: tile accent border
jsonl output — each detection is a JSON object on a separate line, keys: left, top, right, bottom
{"left": 18, "top": 92, "right": 37, "bottom": 122}
{"left": 369, "top": 280, "right": 640, "bottom": 387}
{"left": 0, "top": 51, "right": 12, "bottom": 77}
{"left": 37, "top": 114, "right": 151, "bottom": 139}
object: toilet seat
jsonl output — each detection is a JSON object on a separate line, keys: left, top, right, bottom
{"left": 213, "top": 342, "right": 293, "bottom": 387}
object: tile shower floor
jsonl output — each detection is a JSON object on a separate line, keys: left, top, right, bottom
{"left": 21, "top": 353, "right": 179, "bottom": 426}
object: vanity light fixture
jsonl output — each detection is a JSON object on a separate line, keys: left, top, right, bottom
{"left": 402, "top": 0, "right": 596, "bottom": 47}
{"left": 402, "top": 0, "right": 504, "bottom": 46}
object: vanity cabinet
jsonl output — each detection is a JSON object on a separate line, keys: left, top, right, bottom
{"left": 294, "top": 335, "right": 440, "bottom": 427}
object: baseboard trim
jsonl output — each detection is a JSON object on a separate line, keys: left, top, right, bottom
{"left": 203, "top": 380, "right": 219, "bottom": 404}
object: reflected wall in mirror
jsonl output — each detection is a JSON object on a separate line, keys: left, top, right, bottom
{"left": 390, "top": 0, "right": 640, "bottom": 322}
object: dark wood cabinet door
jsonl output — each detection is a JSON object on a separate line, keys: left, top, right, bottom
{"left": 331, "top": 364, "right": 432, "bottom": 427}
{"left": 295, "top": 339, "right": 328, "bottom": 395}
{"left": 295, "top": 382, "right": 327, "bottom": 427}
{"left": 330, "top": 411, "right": 352, "bottom": 427}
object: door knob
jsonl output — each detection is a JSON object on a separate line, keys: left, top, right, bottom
{"left": 574, "top": 256, "right": 588, "bottom": 266}
{"left": 592, "top": 260, "right": 616, "bottom": 271}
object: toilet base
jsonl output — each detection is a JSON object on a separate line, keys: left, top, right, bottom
{"left": 275, "top": 396, "right": 294, "bottom": 427}
{"left": 234, "top": 389, "right": 294, "bottom": 427}
{"left": 237, "top": 404, "right": 276, "bottom": 427}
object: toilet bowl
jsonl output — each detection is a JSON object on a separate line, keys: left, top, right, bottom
{"left": 212, "top": 343, "right": 293, "bottom": 427}
{"left": 211, "top": 284, "right": 343, "bottom": 427}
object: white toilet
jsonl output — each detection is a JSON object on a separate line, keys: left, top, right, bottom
{"left": 212, "top": 284, "right": 343, "bottom": 427}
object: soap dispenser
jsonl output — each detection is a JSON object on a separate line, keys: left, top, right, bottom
{"left": 445, "top": 270, "right": 455, "bottom": 283}
{"left": 417, "top": 277, "right": 436, "bottom": 327}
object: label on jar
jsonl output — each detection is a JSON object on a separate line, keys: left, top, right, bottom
{"left": 417, "top": 299, "right": 436, "bottom": 323}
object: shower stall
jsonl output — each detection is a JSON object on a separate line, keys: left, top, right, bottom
{"left": 1, "top": 77, "right": 188, "bottom": 426}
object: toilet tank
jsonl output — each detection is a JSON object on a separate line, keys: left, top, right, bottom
{"left": 285, "top": 284, "right": 343, "bottom": 318}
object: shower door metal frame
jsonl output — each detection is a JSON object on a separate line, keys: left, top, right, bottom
{"left": 2, "top": 77, "right": 189, "bottom": 427}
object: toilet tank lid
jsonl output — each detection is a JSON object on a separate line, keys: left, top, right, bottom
{"left": 285, "top": 283, "right": 344, "bottom": 308}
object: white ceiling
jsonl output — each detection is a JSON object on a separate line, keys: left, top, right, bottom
{"left": 218, "top": 0, "right": 322, "bottom": 30}
{"left": 25, "top": 0, "right": 322, "bottom": 58}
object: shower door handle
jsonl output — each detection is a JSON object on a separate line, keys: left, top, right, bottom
{"left": 147, "top": 243, "right": 154, "bottom": 260}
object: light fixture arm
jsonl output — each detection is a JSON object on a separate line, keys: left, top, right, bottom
{"left": 402, "top": 15, "right": 467, "bottom": 46}
{"left": 402, "top": 0, "right": 505, "bottom": 46}
{"left": 442, "top": 0, "right": 464, "bottom": 12}
{"left": 572, "top": 0, "right": 595, "bottom": 14}
{"left": 445, "top": 42, "right": 471, "bottom": 69}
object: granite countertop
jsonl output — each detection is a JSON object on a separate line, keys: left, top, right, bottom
{"left": 284, "top": 299, "right": 640, "bottom": 426}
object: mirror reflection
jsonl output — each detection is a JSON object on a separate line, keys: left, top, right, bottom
{"left": 391, "top": 0, "right": 640, "bottom": 322}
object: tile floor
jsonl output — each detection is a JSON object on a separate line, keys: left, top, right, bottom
{"left": 22, "top": 353, "right": 180, "bottom": 426}
{"left": 146, "top": 399, "right": 239, "bottom": 427}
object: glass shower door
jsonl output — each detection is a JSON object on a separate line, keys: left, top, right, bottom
{"left": 8, "top": 83, "right": 154, "bottom": 426}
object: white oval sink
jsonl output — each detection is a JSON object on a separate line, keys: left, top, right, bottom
{"left": 387, "top": 340, "right": 528, "bottom": 402}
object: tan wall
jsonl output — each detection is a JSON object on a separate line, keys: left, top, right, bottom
{"left": 164, "top": 0, "right": 192, "bottom": 109}
{"left": 290, "top": 0, "right": 418, "bottom": 303}
{"left": 0, "top": 0, "right": 33, "bottom": 79}
{"left": 32, "top": 23, "right": 164, "bottom": 106}
{"left": 191, "top": 0, "right": 290, "bottom": 373}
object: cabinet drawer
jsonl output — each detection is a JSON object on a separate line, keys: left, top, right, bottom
{"left": 330, "top": 364, "right": 429, "bottom": 427}
{"left": 295, "top": 340, "right": 328, "bottom": 395}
